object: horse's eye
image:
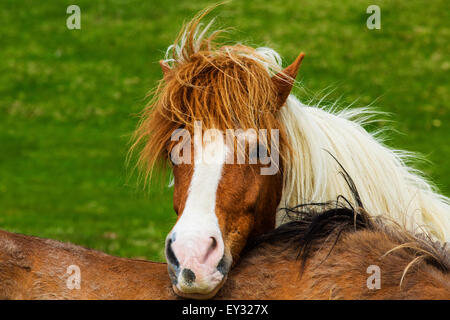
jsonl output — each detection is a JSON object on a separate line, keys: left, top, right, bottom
{"left": 249, "top": 147, "right": 258, "bottom": 160}
{"left": 258, "top": 143, "right": 267, "bottom": 157}
{"left": 249, "top": 144, "right": 266, "bottom": 161}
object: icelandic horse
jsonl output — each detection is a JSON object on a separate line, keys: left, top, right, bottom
{"left": 1, "top": 190, "right": 449, "bottom": 299}
{"left": 130, "top": 8, "right": 450, "bottom": 298}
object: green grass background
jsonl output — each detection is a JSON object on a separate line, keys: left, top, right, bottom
{"left": 0, "top": 0, "right": 448, "bottom": 261}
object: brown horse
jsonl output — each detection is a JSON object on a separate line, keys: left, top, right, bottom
{"left": 1, "top": 201, "right": 448, "bottom": 299}
{"left": 130, "top": 8, "right": 450, "bottom": 298}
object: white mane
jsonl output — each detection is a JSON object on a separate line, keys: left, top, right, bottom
{"left": 253, "top": 47, "right": 450, "bottom": 242}
{"left": 278, "top": 95, "right": 450, "bottom": 242}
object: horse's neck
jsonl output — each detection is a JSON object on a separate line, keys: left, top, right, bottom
{"left": 276, "top": 95, "right": 450, "bottom": 242}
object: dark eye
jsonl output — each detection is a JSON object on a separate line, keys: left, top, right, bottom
{"left": 249, "top": 144, "right": 267, "bottom": 162}
{"left": 249, "top": 146, "right": 258, "bottom": 160}
{"left": 258, "top": 143, "right": 268, "bottom": 157}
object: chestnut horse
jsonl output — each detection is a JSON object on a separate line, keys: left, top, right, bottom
{"left": 131, "top": 8, "right": 450, "bottom": 298}
{"left": 1, "top": 202, "right": 449, "bottom": 299}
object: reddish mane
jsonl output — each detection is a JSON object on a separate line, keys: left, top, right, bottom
{"left": 130, "top": 10, "right": 289, "bottom": 180}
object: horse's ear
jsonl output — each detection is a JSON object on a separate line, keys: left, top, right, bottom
{"left": 272, "top": 52, "right": 305, "bottom": 109}
{"left": 159, "top": 60, "right": 172, "bottom": 81}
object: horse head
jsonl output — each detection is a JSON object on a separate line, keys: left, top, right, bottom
{"left": 132, "top": 14, "right": 304, "bottom": 298}
{"left": 161, "top": 52, "right": 304, "bottom": 299}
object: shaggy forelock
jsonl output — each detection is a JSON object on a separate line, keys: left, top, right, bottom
{"left": 130, "top": 9, "right": 289, "bottom": 180}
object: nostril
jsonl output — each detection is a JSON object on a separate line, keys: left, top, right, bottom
{"left": 210, "top": 236, "right": 217, "bottom": 249}
{"left": 181, "top": 268, "right": 196, "bottom": 286}
{"left": 202, "top": 236, "right": 219, "bottom": 264}
{"left": 166, "top": 238, "right": 179, "bottom": 269}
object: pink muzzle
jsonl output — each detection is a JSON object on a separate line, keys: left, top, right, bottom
{"left": 165, "top": 230, "right": 229, "bottom": 295}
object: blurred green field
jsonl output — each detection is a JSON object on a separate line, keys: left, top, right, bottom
{"left": 0, "top": 0, "right": 448, "bottom": 261}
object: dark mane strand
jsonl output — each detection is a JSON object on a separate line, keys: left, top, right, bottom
{"left": 245, "top": 204, "right": 372, "bottom": 275}
{"left": 324, "top": 149, "right": 364, "bottom": 209}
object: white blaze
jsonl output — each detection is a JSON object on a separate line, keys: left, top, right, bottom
{"left": 171, "top": 129, "right": 227, "bottom": 262}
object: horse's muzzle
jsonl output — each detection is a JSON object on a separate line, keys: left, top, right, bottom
{"left": 165, "top": 231, "right": 231, "bottom": 298}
